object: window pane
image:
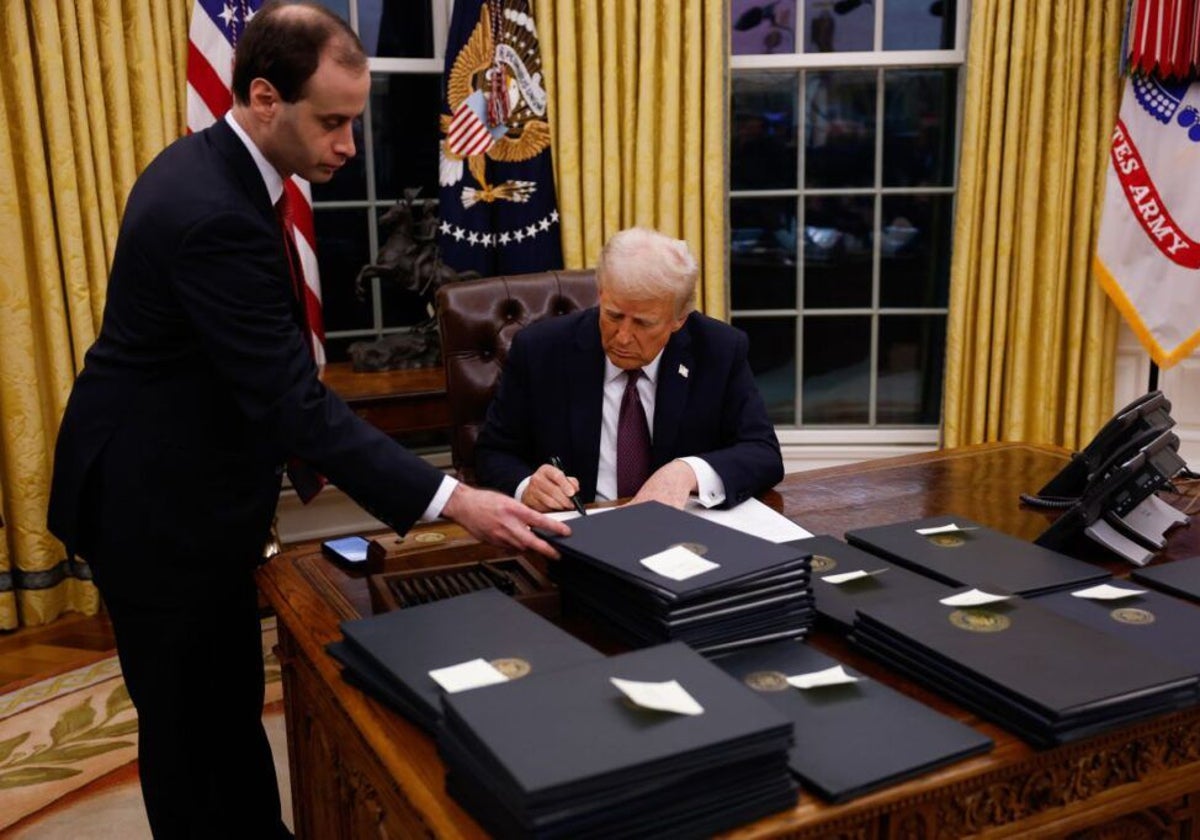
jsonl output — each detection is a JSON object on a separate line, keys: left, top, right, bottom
{"left": 804, "top": 70, "right": 877, "bottom": 188}
{"left": 884, "top": 0, "right": 956, "bottom": 51}
{"left": 315, "top": 208, "right": 373, "bottom": 334}
{"left": 310, "top": 118, "right": 368, "bottom": 202}
{"left": 803, "top": 194, "right": 872, "bottom": 308}
{"left": 880, "top": 194, "right": 952, "bottom": 307}
{"left": 731, "top": 198, "right": 797, "bottom": 310}
{"left": 877, "top": 315, "right": 946, "bottom": 423}
{"left": 359, "top": 0, "right": 434, "bottom": 57}
{"left": 883, "top": 69, "right": 957, "bottom": 187}
{"left": 732, "top": 0, "right": 797, "bottom": 55}
{"left": 802, "top": 315, "right": 869, "bottom": 423}
{"left": 371, "top": 73, "right": 443, "bottom": 202}
{"left": 732, "top": 73, "right": 798, "bottom": 190}
{"left": 734, "top": 317, "right": 796, "bottom": 425}
{"left": 805, "top": 0, "right": 874, "bottom": 53}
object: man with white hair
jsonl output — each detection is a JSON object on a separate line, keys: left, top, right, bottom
{"left": 476, "top": 227, "right": 784, "bottom": 511}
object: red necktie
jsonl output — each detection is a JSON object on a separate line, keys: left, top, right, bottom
{"left": 616, "top": 369, "right": 652, "bottom": 498}
{"left": 276, "top": 190, "right": 326, "bottom": 503}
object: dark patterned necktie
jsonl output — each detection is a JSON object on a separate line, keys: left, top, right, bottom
{"left": 616, "top": 369, "right": 652, "bottom": 498}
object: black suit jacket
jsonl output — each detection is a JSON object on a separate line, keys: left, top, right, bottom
{"left": 48, "top": 120, "right": 443, "bottom": 563}
{"left": 474, "top": 308, "right": 783, "bottom": 507}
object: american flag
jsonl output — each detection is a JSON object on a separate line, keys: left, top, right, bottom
{"left": 186, "top": 0, "right": 327, "bottom": 364}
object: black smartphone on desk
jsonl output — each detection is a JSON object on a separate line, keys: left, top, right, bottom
{"left": 321, "top": 536, "right": 371, "bottom": 568}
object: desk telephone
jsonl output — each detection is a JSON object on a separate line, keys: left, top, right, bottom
{"left": 1027, "top": 391, "right": 1191, "bottom": 566}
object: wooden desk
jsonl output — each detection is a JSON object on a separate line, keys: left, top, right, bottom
{"left": 320, "top": 361, "right": 449, "bottom": 437}
{"left": 257, "top": 443, "right": 1200, "bottom": 838}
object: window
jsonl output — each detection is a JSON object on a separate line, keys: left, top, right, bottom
{"left": 310, "top": 0, "right": 453, "bottom": 362}
{"left": 729, "top": 0, "right": 966, "bottom": 444}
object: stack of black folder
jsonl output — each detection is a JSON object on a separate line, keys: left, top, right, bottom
{"left": 1033, "top": 585, "right": 1200, "bottom": 673}
{"left": 549, "top": 502, "right": 813, "bottom": 654}
{"left": 438, "top": 642, "right": 798, "bottom": 839}
{"left": 713, "top": 640, "right": 991, "bottom": 801}
{"left": 790, "top": 534, "right": 956, "bottom": 633}
{"left": 328, "top": 589, "right": 602, "bottom": 732}
{"left": 851, "top": 595, "right": 1200, "bottom": 747}
{"left": 1133, "top": 555, "right": 1200, "bottom": 602}
{"left": 845, "top": 514, "right": 1111, "bottom": 596}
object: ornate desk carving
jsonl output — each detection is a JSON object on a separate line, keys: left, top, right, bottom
{"left": 257, "top": 443, "right": 1200, "bottom": 839}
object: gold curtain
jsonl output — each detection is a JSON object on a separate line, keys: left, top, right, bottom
{"left": 534, "top": 0, "right": 729, "bottom": 317}
{"left": 0, "top": 0, "right": 188, "bottom": 629}
{"left": 942, "top": 0, "right": 1125, "bottom": 448}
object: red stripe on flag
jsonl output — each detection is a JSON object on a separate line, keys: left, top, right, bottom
{"left": 187, "top": 40, "right": 232, "bottom": 118}
{"left": 282, "top": 179, "right": 315, "bottom": 250}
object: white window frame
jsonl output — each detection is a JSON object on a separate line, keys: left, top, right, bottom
{"left": 730, "top": 1, "right": 969, "bottom": 448}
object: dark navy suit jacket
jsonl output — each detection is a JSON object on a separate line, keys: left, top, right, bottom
{"left": 475, "top": 308, "right": 784, "bottom": 507}
{"left": 48, "top": 119, "right": 443, "bottom": 569}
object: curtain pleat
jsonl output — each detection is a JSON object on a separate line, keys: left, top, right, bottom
{"left": 535, "top": 0, "right": 728, "bottom": 317}
{"left": 942, "top": 0, "right": 1124, "bottom": 449}
{"left": 0, "top": 0, "right": 187, "bottom": 629}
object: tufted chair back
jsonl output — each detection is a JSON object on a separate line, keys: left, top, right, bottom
{"left": 436, "top": 269, "right": 598, "bottom": 481}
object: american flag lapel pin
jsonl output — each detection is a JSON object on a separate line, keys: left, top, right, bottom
{"left": 678, "top": 364, "right": 689, "bottom": 378}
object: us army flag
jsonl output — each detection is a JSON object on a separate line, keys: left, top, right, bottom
{"left": 1096, "top": 75, "right": 1200, "bottom": 368}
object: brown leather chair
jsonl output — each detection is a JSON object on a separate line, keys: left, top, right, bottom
{"left": 436, "top": 269, "right": 598, "bottom": 481}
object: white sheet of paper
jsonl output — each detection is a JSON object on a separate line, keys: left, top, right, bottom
{"left": 916, "top": 523, "right": 979, "bottom": 536}
{"left": 610, "top": 677, "right": 704, "bottom": 715}
{"left": 428, "top": 658, "right": 509, "bottom": 694}
{"left": 1070, "top": 583, "right": 1147, "bottom": 601}
{"left": 639, "top": 545, "right": 720, "bottom": 581}
{"left": 548, "top": 497, "right": 814, "bottom": 545}
{"left": 939, "top": 589, "right": 1011, "bottom": 607}
{"left": 786, "top": 665, "right": 860, "bottom": 690}
{"left": 683, "top": 497, "right": 814, "bottom": 543}
{"left": 822, "top": 568, "right": 889, "bottom": 584}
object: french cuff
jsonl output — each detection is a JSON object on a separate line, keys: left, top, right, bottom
{"left": 421, "top": 475, "right": 460, "bottom": 521}
{"left": 514, "top": 475, "right": 533, "bottom": 503}
{"left": 679, "top": 456, "right": 725, "bottom": 508}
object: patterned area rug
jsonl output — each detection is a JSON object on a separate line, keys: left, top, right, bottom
{"left": 0, "top": 619, "right": 286, "bottom": 837}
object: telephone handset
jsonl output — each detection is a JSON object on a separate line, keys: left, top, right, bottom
{"left": 1035, "top": 390, "right": 1174, "bottom": 500}
{"left": 1033, "top": 427, "right": 1188, "bottom": 566}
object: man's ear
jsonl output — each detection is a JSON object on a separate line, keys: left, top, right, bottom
{"left": 247, "top": 77, "right": 279, "bottom": 121}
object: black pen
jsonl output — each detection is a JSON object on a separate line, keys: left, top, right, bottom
{"left": 548, "top": 456, "right": 588, "bottom": 516}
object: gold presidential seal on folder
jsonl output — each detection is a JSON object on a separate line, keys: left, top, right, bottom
{"left": 1110, "top": 607, "right": 1155, "bottom": 625}
{"left": 949, "top": 608, "right": 1011, "bottom": 633}
{"left": 490, "top": 658, "right": 532, "bottom": 679}
{"left": 744, "top": 671, "right": 790, "bottom": 692}
{"left": 809, "top": 554, "right": 837, "bottom": 573}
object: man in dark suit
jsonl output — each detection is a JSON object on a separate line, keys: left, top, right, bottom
{"left": 476, "top": 227, "right": 784, "bottom": 512}
{"left": 47, "top": 4, "right": 565, "bottom": 836}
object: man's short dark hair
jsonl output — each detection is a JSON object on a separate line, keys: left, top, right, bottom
{"left": 231, "top": 1, "right": 367, "bottom": 105}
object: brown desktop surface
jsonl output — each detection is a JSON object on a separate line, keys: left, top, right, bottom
{"left": 257, "top": 442, "right": 1200, "bottom": 839}
{"left": 320, "top": 361, "right": 449, "bottom": 437}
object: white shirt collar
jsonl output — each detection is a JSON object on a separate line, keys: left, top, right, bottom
{"left": 604, "top": 348, "right": 665, "bottom": 386}
{"left": 224, "top": 111, "right": 286, "bottom": 205}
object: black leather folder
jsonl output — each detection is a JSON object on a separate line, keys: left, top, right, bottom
{"left": 1033, "top": 586, "right": 1200, "bottom": 673}
{"left": 845, "top": 514, "right": 1110, "bottom": 596}
{"left": 713, "top": 640, "right": 991, "bottom": 801}
{"left": 438, "top": 642, "right": 795, "bottom": 809}
{"left": 335, "top": 589, "right": 601, "bottom": 732}
{"left": 852, "top": 596, "right": 1198, "bottom": 744}
{"left": 548, "top": 501, "right": 809, "bottom": 603}
{"left": 791, "top": 535, "right": 956, "bottom": 632}
{"left": 1132, "top": 556, "right": 1200, "bottom": 602}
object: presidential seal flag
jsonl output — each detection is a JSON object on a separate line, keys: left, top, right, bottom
{"left": 438, "top": 0, "right": 564, "bottom": 275}
{"left": 1096, "top": 75, "right": 1200, "bottom": 367}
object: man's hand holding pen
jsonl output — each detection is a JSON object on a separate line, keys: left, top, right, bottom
{"left": 521, "top": 457, "right": 587, "bottom": 514}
